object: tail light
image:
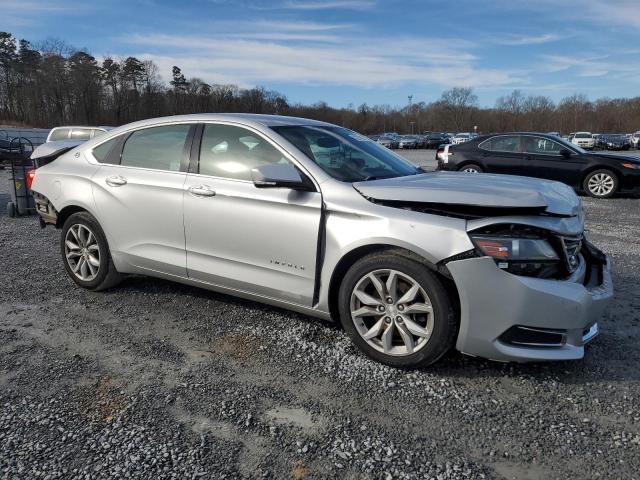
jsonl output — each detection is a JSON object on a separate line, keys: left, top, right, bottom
{"left": 25, "top": 167, "right": 36, "bottom": 190}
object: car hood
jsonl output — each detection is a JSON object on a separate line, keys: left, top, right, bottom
{"left": 353, "top": 172, "right": 581, "bottom": 216}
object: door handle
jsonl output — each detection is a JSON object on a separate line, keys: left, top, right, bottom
{"left": 105, "top": 175, "right": 127, "bottom": 187}
{"left": 188, "top": 185, "right": 216, "bottom": 197}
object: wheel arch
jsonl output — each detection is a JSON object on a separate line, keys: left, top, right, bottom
{"left": 580, "top": 164, "right": 621, "bottom": 190}
{"left": 56, "top": 205, "right": 90, "bottom": 229}
{"left": 327, "top": 243, "right": 460, "bottom": 325}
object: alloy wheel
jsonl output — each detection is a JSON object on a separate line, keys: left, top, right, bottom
{"left": 64, "top": 224, "right": 101, "bottom": 281}
{"left": 587, "top": 172, "right": 615, "bottom": 197}
{"left": 461, "top": 167, "right": 480, "bottom": 173}
{"left": 350, "top": 269, "right": 434, "bottom": 356}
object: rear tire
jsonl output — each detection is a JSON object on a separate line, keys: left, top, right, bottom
{"left": 7, "top": 201, "right": 16, "bottom": 217}
{"left": 338, "top": 251, "right": 458, "bottom": 368}
{"left": 459, "top": 163, "right": 483, "bottom": 173}
{"left": 583, "top": 169, "right": 618, "bottom": 198}
{"left": 61, "top": 212, "right": 122, "bottom": 291}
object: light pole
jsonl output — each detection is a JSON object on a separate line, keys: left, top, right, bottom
{"left": 410, "top": 122, "right": 415, "bottom": 134}
{"left": 408, "top": 95, "right": 413, "bottom": 133}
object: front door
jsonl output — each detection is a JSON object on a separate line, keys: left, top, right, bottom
{"left": 183, "top": 122, "right": 322, "bottom": 306}
{"left": 91, "top": 123, "right": 195, "bottom": 276}
{"left": 521, "top": 135, "right": 585, "bottom": 187}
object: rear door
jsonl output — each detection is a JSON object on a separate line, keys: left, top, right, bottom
{"left": 477, "top": 135, "right": 523, "bottom": 174}
{"left": 183, "top": 122, "right": 322, "bottom": 306}
{"left": 91, "top": 123, "right": 196, "bottom": 276}
{"left": 521, "top": 135, "right": 585, "bottom": 187}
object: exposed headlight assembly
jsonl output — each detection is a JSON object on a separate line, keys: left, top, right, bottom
{"left": 469, "top": 234, "right": 561, "bottom": 278}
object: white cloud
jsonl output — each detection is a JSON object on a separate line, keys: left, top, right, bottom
{"left": 282, "top": 0, "right": 375, "bottom": 9}
{"left": 122, "top": 31, "right": 519, "bottom": 90}
{"left": 496, "top": 33, "right": 563, "bottom": 46}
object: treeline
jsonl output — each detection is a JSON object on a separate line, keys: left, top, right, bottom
{"left": 1, "top": 31, "right": 640, "bottom": 134}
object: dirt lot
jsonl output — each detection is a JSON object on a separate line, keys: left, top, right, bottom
{"left": 1, "top": 161, "right": 639, "bottom": 479}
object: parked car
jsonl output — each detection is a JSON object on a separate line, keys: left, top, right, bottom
{"left": 424, "top": 132, "right": 451, "bottom": 149}
{"left": 598, "top": 134, "right": 631, "bottom": 151}
{"left": 452, "top": 132, "right": 471, "bottom": 145}
{"left": 398, "top": 135, "right": 419, "bottom": 149}
{"left": 436, "top": 132, "right": 640, "bottom": 198}
{"left": 631, "top": 131, "right": 640, "bottom": 149}
{"left": 377, "top": 136, "right": 395, "bottom": 149}
{"left": 46, "top": 126, "right": 112, "bottom": 142}
{"left": 29, "top": 114, "right": 612, "bottom": 367}
{"left": 570, "top": 131, "right": 595, "bottom": 150}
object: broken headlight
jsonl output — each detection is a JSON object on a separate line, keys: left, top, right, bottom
{"left": 469, "top": 234, "right": 561, "bottom": 278}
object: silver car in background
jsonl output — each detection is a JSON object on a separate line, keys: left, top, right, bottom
{"left": 30, "top": 114, "right": 612, "bottom": 367}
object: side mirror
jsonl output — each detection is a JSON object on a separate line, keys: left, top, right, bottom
{"left": 559, "top": 148, "right": 572, "bottom": 158}
{"left": 251, "top": 164, "right": 314, "bottom": 191}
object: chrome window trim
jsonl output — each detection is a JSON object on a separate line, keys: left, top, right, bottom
{"left": 87, "top": 119, "right": 322, "bottom": 192}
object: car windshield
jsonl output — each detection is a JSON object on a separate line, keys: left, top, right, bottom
{"left": 608, "top": 134, "right": 626, "bottom": 140}
{"left": 455, "top": 133, "right": 469, "bottom": 138}
{"left": 271, "top": 125, "right": 421, "bottom": 182}
{"left": 574, "top": 133, "right": 592, "bottom": 139}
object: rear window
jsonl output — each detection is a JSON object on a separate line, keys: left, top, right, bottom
{"left": 92, "top": 137, "right": 120, "bottom": 163}
{"left": 70, "top": 128, "right": 92, "bottom": 140}
{"left": 480, "top": 136, "right": 520, "bottom": 153}
{"left": 120, "top": 124, "right": 191, "bottom": 172}
{"left": 49, "top": 128, "right": 70, "bottom": 141}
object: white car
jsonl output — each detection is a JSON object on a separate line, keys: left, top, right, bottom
{"left": 452, "top": 133, "right": 471, "bottom": 145}
{"left": 571, "top": 132, "right": 595, "bottom": 150}
{"left": 630, "top": 131, "right": 640, "bottom": 149}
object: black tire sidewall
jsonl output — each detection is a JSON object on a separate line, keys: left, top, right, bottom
{"left": 583, "top": 169, "right": 618, "bottom": 198}
{"left": 338, "top": 252, "right": 457, "bottom": 368}
{"left": 60, "top": 212, "right": 112, "bottom": 290}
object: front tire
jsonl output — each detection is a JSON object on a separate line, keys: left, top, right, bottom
{"left": 338, "top": 251, "right": 457, "bottom": 368}
{"left": 583, "top": 169, "right": 618, "bottom": 198}
{"left": 61, "top": 212, "right": 122, "bottom": 291}
{"left": 459, "top": 163, "right": 483, "bottom": 173}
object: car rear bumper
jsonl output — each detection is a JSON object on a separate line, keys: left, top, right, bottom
{"left": 446, "top": 245, "right": 613, "bottom": 362}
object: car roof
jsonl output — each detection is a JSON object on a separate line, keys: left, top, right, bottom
{"left": 124, "top": 113, "right": 334, "bottom": 129}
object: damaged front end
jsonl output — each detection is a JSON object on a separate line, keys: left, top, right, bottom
{"left": 352, "top": 172, "right": 612, "bottom": 362}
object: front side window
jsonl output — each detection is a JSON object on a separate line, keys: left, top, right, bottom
{"left": 271, "top": 125, "right": 419, "bottom": 182}
{"left": 49, "top": 128, "right": 70, "bottom": 141}
{"left": 199, "top": 124, "right": 291, "bottom": 180}
{"left": 523, "top": 136, "right": 563, "bottom": 155}
{"left": 120, "top": 124, "right": 191, "bottom": 171}
{"left": 70, "top": 128, "right": 92, "bottom": 140}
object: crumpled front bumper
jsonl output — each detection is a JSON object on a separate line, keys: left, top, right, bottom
{"left": 446, "top": 250, "right": 613, "bottom": 362}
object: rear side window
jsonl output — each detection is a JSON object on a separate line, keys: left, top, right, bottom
{"left": 70, "top": 128, "right": 92, "bottom": 140}
{"left": 49, "top": 128, "right": 70, "bottom": 141}
{"left": 120, "top": 124, "right": 191, "bottom": 172}
{"left": 92, "top": 137, "right": 120, "bottom": 163}
{"left": 481, "top": 136, "right": 520, "bottom": 153}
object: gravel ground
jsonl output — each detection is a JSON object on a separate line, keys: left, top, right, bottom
{"left": 1, "top": 161, "right": 639, "bottom": 479}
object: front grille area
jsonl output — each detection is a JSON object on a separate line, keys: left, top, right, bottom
{"left": 559, "top": 235, "right": 583, "bottom": 274}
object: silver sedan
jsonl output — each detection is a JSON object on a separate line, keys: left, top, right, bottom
{"left": 30, "top": 114, "right": 613, "bottom": 367}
